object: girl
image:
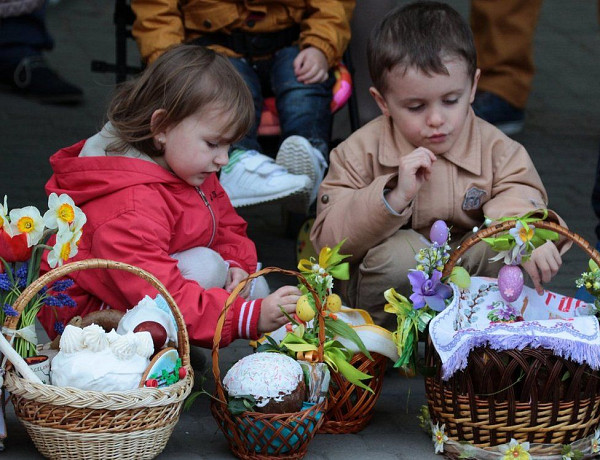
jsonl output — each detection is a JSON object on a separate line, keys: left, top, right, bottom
{"left": 39, "top": 44, "right": 301, "bottom": 347}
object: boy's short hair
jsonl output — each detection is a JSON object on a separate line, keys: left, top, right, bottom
{"left": 107, "top": 44, "right": 254, "bottom": 158}
{"left": 367, "top": 1, "right": 477, "bottom": 96}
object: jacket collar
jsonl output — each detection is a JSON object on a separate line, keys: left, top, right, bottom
{"left": 379, "top": 109, "right": 481, "bottom": 176}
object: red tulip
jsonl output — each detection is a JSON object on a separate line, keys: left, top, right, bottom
{"left": 0, "top": 228, "right": 32, "bottom": 263}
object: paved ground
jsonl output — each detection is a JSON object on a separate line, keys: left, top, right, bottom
{"left": 1, "top": 0, "right": 600, "bottom": 458}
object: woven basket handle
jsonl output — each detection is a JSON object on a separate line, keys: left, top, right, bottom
{"left": 4, "top": 258, "right": 190, "bottom": 366}
{"left": 442, "top": 220, "right": 600, "bottom": 278}
{"left": 212, "top": 267, "right": 324, "bottom": 404}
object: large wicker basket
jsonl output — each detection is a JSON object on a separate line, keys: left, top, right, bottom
{"left": 318, "top": 351, "right": 387, "bottom": 434}
{"left": 211, "top": 267, "right": 327, "bottom": 460}
{"left": 425, "top": 221, "right": 600, "bottom": 456}
{"left": 2, "top": 259, "right": 194, "bottom": 460}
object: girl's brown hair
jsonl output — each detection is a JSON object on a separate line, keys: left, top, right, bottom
{"left": 107, "top": 44, "right": 254, "bottom": 157}
{"left": 368, "top": 1, "right": 477, "bottom": 96}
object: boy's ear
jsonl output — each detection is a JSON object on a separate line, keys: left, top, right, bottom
{"left": 369, "top": 86, "right": 390, "bottom": 117}
{"left": 469, "top": 69, "right": 481, "bottom": 104}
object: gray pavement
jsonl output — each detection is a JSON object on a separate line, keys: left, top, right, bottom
{"left": 1, "top": 0, "right": 600, "bottom": 458}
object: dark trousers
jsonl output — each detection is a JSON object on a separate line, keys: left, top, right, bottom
{"left": 0, "top": 2, "right": 53, "bottom": 64}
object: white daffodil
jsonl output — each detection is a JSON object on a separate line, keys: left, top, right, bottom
{"left": 8, "top": 206, "right": 44, "bottom": 247}
{"left": 509, "top": 221, "right": 535, "bottom": 249}
{"left": 69, "top": 206, "right": 87, "bottom": 235}
{"left": 431, "top": 422, "right": 448, "bottom": 454}
{"left": 0, "top": 195, "right": 10, "bottom": 234}
{"left": 592, "top": 427, "right": 600, "bottom": 453}
{"left": 43, "top": 193, "right": 79, "bottom": 231}
{"left": 47, "top": 229, "right": 79, "bottom": 268}
{"left": 499, "top": 438, "right": 531, "bottom": 460}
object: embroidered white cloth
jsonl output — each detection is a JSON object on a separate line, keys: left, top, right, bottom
{"left": 429, "top": 276, "right": 600, "bottom": 380}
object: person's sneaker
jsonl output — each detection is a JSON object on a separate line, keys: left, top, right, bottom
{"left": 0, "top": 55, "right": 83, "bottom": 104}
{"left": 219, "top": 149, "right": 311, "bottom": 208}
{"left": 472, "top": 91, "right": 525, "bottom": 136}
{"left": 275, "top": 135, "right": 327, "bottom": 214}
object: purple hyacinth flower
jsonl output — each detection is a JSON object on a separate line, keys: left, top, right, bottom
{"left": 408, "top": 270, "right": 453, "bottom": 311}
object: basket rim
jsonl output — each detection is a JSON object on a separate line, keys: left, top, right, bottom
{"left": 4, "top": 365, "right": 194, "bottom": 409}
{"left": 442, "top": 220, "right": 600, "bottom": 277}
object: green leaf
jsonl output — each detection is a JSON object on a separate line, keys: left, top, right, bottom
{"left": 282, "top": 342, "right": 318, "bottom": 352}
{"left": 534, "top": 228, "right": 559, "bottom": 242}
{"left": 327, "top": 349, "right": 373, "bottom": 393}
{"left": 481, "top": 236, "right": 514, "bottom": 251}
{"left": 590, "top": 259, "right": 599, "bottom": 272}
{"left": 325, "top": 316, "right": 372, "bottom": 360}
{"left": 329, "top": 263, "right": 349, "bottom": 280}
{"left": 228, "top": 395, "right": 256, "bottom": 415}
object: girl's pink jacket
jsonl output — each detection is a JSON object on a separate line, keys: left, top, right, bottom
{"left": 39, "top": 140, "right": 262, "bottom": 348}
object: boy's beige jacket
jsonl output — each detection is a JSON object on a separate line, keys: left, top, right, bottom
{"left": 131, "top": 0, "right": 354, "bottom": 65}
{"left": 311, "top": 110, "right": 564, "bottom": 263}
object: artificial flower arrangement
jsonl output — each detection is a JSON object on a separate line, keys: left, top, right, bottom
{"left": 256, "top": 240, "right": 375, "bottom": 394}
{"left": 0, "top": 193, "right": 85, "bottom": 357}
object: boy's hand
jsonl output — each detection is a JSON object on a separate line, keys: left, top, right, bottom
{"left": 258, "top": 285, "right": 302, "bottom": 333}
{"left": 521, "top": 241, "right": 562, "bottom": 295}
{"left": 385, "top": 147, "right": 437, "bottom": 212}
{"left": 293, "top": 47, "right": 329, "bottom": 84}
{"left": 225, "top": 267, "right": 250, "bottom": 297}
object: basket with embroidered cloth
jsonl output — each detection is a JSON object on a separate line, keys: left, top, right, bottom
{"left": 424, "top": 220, "right": 600, "bottom": 459}
{"left": 1, "top": 259, "right": 194, "bottom": 460}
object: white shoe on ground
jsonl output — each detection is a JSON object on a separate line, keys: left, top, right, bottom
{"left": 220, "top": 149, "right": 311, "bottom": 208}
{"left": 275, "top": 135, "right": 327, "bottom": 214}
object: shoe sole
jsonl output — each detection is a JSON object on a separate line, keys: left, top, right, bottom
{"left": 276, "top": 137, "right": 316, "bottom": 214}
{"left": 229, "top": 181, "right": 308, "bottom": 208}
{"left": 496, "top": 120, "right": 524, "bottom": 136}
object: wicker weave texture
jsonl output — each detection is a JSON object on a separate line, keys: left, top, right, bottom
{"left": 318, "top": 352, "right": 387, "bottom": 434}
{"left": 426, "top": 221, "right": 600, "bottom": 452}
{"left": 211, "top": 267, "right": 327, "bottom": 459}
{"left": 2, "top": 259, "right": 194, "bottom": 459}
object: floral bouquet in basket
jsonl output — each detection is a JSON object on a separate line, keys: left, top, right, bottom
{"left": 257, "top": 240, "right": 375, "bottom": 393}
{"left": 0, "top": 193, "right": 85, "bottom": 358}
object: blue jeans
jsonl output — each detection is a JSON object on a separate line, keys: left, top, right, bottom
{"left": 0, "top": 2, "right": 53, "bottom": 64}
{"left": 228, "top": 45, "right": 335, "bottom": 158}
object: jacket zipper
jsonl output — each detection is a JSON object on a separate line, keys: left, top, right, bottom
{"left": 197, "top": 187, "right": 216, "bottom": 247}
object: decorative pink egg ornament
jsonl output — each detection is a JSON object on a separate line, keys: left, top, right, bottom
{"left": 429, "top": 220, "right": 449, "bottom": 245}
{"left": 498, "top": 264, "right": 524, "bottom": 303}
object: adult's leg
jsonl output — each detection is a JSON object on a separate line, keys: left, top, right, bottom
{"left": 471, "top": 0, "right": 543, "bottom": 109}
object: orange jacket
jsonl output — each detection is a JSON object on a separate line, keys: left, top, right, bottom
{"left": 131, "top": 0, "right": 354, "bottom": 66}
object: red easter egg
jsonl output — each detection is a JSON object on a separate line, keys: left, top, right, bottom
{"left": 498, "top": 265, "right": 524, "bottom": 303}
{"left": 134, "top": 321, "right": 168, "bottom": 351}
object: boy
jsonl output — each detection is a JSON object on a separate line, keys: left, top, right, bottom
{"left": 310, "top": 1, "right": 564, "bottom": 328}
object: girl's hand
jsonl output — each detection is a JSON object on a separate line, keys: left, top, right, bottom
{"left": 258, "top": 285, "right": 302, "bottom": 333}
{"left": 522, "top": 241, "right": 562, "bottom": 295}
{"left": 225, "top": 267, "right": 250, "bottom": 297}
{"left": 293, "top": 47, "right": 329, "bottom": 84}
{"left": 385, "top": 147, "right": 437, "bottom": 212}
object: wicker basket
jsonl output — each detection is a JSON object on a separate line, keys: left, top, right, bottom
{"left": 318, "top": 351, "right": 387, "bottom": 434}
{"left": 211, "top": 267, "right": 327, "bottom": 460}
{"left": 425, "top": 221, "right": 600, "bottom": 454}
{"left": 2, "top": 259, "right": 194, "bottom": 460}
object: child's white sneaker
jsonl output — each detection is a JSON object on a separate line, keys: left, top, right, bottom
{"left": 275, "top": 135, "right": 327, "bottom": 214}
{"left": 220, "top": 149, "right": 311, "bottom": 208}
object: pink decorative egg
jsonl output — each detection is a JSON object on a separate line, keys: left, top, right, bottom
{"left": 498, "top": 265, "right": 524, "bottom": 303}
{"left": 429, "top": 220, "right": 449, "bottom": 245}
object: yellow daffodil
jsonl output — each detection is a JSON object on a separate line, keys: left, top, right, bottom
{"left": 431, "top": 423, "right": 448, "bottom": 454}
{"left": 47, "top": 229, "right": 79, "bottom": 268}
{"left": 43, "top": 192, "right": 81, "bottom": 231}
{"left": 8, "top": 206, "right": 44, "bottom": 247}
{"left": 499, "top": 438, "right": 531, "bottom": 460}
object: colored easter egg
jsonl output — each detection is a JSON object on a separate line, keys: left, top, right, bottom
{"left": 133, "top": 321, "right": 168, "bottom": 352}
{"left": 325, "top": 293, "right": 342, "bottom": 313}
{"left": 429, "top": 220, "right": 449, "bottom": 245}
{"left": 498, "top": 265, "right": 524, "bottom": 303}
{"left": 295, "top": 295, "right": 316, "bottom": 322}
{"left": 450, "top": 266, "right": 471, "bottom": 289}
